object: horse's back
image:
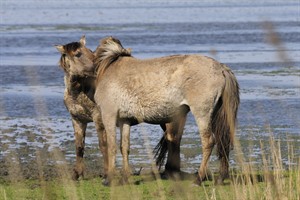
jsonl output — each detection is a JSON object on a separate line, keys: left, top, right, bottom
{"left": 116, "top": 54, "right": 226, "bottom": 95}
{"left": 101, "top": 54, "right": 225, "bottom": 85}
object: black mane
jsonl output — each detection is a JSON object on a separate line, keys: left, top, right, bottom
{"left": 63, "top": 42, "right": 81, "bottom": 54}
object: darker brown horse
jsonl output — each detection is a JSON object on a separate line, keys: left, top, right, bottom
{"left": 55, "top": 36, "right": 108, "bottom": 180}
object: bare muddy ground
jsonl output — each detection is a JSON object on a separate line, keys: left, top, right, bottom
{"left": 0, "top": 120, "right": 104, "bottom": 182}
{"left": 1, "top": 114, "right": 299, "bottom": 183}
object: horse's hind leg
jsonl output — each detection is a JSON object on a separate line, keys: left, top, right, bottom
{"left": 216, "top": 126, "right": 231, "bottom": 184}
{"left": 217, "top": 149, "right": 230, "bottom": 185}
{"left": 165, "top": 122, "right": 181, "bottom": 173}
{"left": 71, "top": 118, "right": 87, "bottom": 180}
{"left": 193, "top": 112, "right": 215, "bottom": 185}
{"left": 164, "top": 114, "right": 187, "bottom": 175}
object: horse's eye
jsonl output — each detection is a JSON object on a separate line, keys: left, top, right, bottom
{"left": 75, "top": 52, "right": 82, "bottom": 58}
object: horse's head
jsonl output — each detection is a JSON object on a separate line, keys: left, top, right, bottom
{"left": 55, "top": 36, "right": 95, "bottom": 77}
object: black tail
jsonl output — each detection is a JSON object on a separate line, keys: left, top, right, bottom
{"left": 153, "top": 135, "right": 168, "bottom": 170}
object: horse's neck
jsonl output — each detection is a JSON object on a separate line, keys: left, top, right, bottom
{"left": 64, "top": 74, "right": 95, "bottom": 102}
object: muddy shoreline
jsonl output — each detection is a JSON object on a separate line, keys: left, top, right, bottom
{"left": 1, "top": 116, "right": 299, "bottom": 183}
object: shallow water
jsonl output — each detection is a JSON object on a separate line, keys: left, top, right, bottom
{"left": 0, "top": 0, "right": 299, "bottom": 174}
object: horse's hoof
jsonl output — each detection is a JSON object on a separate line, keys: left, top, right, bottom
{"left": 72, "top": 174, "right": 79, "bottom": 181}
{"left": 193, "top": 176, "right": 202, "bottom": 186}
{"left": 133, "top": 167, "right": 143, "bottom": 176}
{"left": 100, "top": 173, "right": 108, "bottom": 179}
{"left": 161, "top": 169, "right": 181, "bottom": 179}
{"left": 72, "top": 171, "right": 80, "bottom": 181}
{"left": 215, "top": 178, "right": 225, "bottom": 185}
{"left": 102, "top": 178, "right": 111, "bottom": 186}
{"left": 160, "top": 172, "right": 168, "bottom": 180}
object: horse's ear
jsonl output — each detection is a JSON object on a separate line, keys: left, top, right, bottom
{"left": 126, "top": 48, "right": 132, "bottom": 54}
{"left": 79, "top": 35, "right": 86, "bottom": 46}
{"left": 55, "top": 45, "right": 65, "bottom": 54}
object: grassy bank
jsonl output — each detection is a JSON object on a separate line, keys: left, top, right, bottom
{"left": 1, "top": 136, "right": 299, "bottom": 200}
{"left": 1, "top": 169, "right": 299, "bottom": 200}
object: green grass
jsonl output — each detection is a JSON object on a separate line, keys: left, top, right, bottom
{"left": 0, "top": 177, "right": 229, "bottom": 200}
{"left": 1, "top": 135, "right": 299, "bottom": 200}
{"left": 1, "top": 168, "right": 299, "bottom": 200}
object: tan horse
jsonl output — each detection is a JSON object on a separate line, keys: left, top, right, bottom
{"left": 55, "top": 36, "right": 184, "bottom": 180}
{"left": 93, "top": 37, "right": 240, "bottom": 186}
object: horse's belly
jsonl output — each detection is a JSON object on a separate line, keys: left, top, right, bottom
{"left": 119, "top": 103, "right": 183, "bottom": 125}
{"left": 143, "top": 116, "right": 173, "bottom": 124}
{"left": 115, "top": 84, "right": 188, "bottom": 124}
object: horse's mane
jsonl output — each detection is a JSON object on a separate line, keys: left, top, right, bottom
{"left": 94, "top": 36, "right": 131, "bottom": 76}
{"left": 59, "top": 42, "right": 82, "bottom": 72}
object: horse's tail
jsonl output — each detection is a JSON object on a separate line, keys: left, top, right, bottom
{"left": 153, "top": 135, "right": 168, "bottom": 170}
{"left": 212, "top": 65, "right": 240, "bottom": 160}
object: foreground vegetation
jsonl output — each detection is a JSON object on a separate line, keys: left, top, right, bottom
{"left": 0, "top": 169, "right": 299, "bottom": 200}
{"left": 1, "top": 136, "right": 299, "bottom": 200}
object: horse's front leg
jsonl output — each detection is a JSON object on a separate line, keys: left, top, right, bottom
{"left": 71, "top": 118, "right": 87, "bottom": 180}
{"left": 101, "top": 115, "right": 117, "bottom": 186}
{"left": 94, "top": 116, "right": 108, "bottom": 179}
{"left": 120, "top": 121, "right": 131, "bottom": 183}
